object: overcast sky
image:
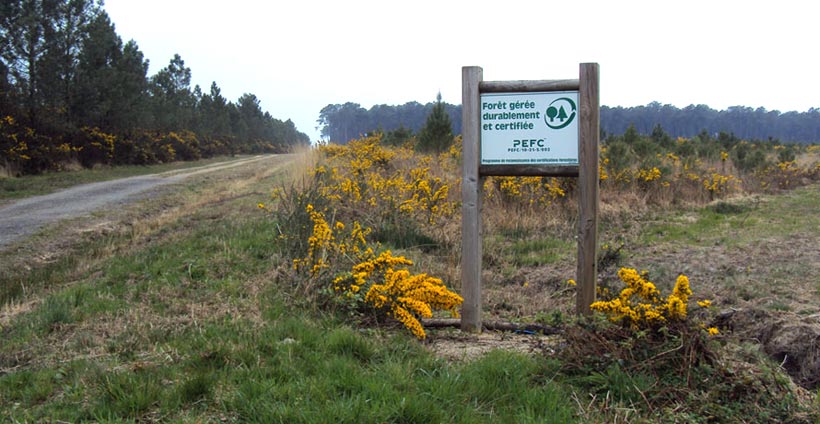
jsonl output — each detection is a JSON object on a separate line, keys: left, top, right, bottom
{"left": 103, "top": 0, "right": 817, "bottom": 141}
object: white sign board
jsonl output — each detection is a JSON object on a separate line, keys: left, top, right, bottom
{"left": 480, "top": 91, "right": 579, "bottom": 166}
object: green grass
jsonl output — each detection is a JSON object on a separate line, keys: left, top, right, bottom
{"left": 640, "top": 206, "right": 757, "bottom": 247}
{"left": 2, "top": 301, "right": 576, "bottom": 422}
{"left": 0, "top": 246, "right": 81, "bottom": 305}
{"left": 641, "top": 186, "right": 820, "bottom": 247}
{"left": 506, "top": 237, "right": 573, "bottom": 266}
{"left": 0, "top": 179, "right": 577, "bottom": 423}
{"left": 483, "top": 231, "right": 574, "bottom": 273}
{"left": 0, "top": 155, "right": 238, "bottom": 202}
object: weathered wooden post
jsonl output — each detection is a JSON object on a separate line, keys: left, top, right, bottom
{"left": 461, "top": 66, "right": 483, "bottom": 332}
{"left": 576, "top": 63, "right": 600, "bottom": 315}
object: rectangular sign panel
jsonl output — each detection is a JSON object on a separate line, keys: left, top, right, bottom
{"left": 480, "top": 91, "right": 579, "bottom": 166}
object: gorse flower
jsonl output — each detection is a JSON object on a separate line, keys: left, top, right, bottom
{"left": 703, "top": 173, "right": 737, "bottom": 196}
{"left": 485, "top": 176, "right": 567, "bottom": 207}
{"left": 363, "top": 266, "right": 462, "bottom": 339}
{"left": 591, "top": 268, "right": 708, "bottom": 330}
{"left": 292, "top": 205, "right": 371, "bottom": 276}
{"left": 315, "top": 135, "right": 457, "bottom": 228}
{"left": 638, "top": 167, "right": 662, "bottom": 182}
{"left": 293, "top": 194, "right": 462, "bottom": 340}
{"left": 331, "top": 249, "right": 462, "bottom": 340}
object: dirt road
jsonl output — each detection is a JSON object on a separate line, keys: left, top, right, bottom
{"left": 0, "top": 155, "right": 285, "bottom": 248}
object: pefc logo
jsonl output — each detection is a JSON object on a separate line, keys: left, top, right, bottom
{"left": 544, "top": 97, "right": 577, "bottom": 129}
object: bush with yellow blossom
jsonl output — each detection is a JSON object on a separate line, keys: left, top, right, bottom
{"left": 286, "top": 201, "right": 462, "bottom": 340}
{"left": 268, "top": 135, "right": 467, "bottom": 339}
{"left": 591, "top": 267, "right": 715, "bottom": 335}
{"left": 334, "top": 250, "right": 462, "bottom": 339}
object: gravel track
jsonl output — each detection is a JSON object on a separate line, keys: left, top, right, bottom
{"left": 0, "top": 155, "right": 278, "bottom": 247}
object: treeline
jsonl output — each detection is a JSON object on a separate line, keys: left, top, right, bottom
{"left": 317, "top": 101, "right": 461, "bottom": 144}
{"left": 317, "top": 101, "right": 820, "bottom": 144}
{"left": 1, "top": 0, "right": 309, "bottom": 175}
{"left": 602, "top": 102, "right": 820, "bottom": 144}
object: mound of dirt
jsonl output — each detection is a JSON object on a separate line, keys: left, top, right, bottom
{"left": 713, "top": 307, "right": 820, "bottom": 389}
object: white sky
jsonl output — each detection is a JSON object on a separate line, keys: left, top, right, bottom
{"left": 103, "top": 0, "right": 817, "bottom": 141}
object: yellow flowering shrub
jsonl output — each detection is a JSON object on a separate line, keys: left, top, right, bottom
{"left": 291, "top": 202, "right": 462, "bottom": 340}
{"left": 442, "top": 135, "right": 462, "bottom": 162}
{"left": 638, "top": 167, "right": 662, "bottom": 183}
{"left": 280, "top": 135, "right": 463, "bottom": 340}
{"left": 292, "top": 204, "right": 371, "bottom": 276}
{"left": 703, "top": 172, "right": 739, "bottom": 197}
{"left": 591, "top": 267, "right": 708, "bottom": 330}
{"left": 768, "top": 161, "right": 805, "bottom": 190}
{"left": 315, "top": 135, "right": 457, "bottom": 229}
{"left": 334, "top": 250, "right": 463, "bottom": 339}
{"left": 720, "top": 151, "right": 729, "bottom": 162}
{"left": 77, "top": 127, "right": 116, "bottom": 166}
{"left": 484, "top": 176, "right": 567, "bottom": 207}
{"left": 598, "top": 158, "right": 609, "bottom": 181}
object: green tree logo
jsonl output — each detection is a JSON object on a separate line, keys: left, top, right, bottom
{"left": 544, "top": 97, "right": 577, "bottom": 129}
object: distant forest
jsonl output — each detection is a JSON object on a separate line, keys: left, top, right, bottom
{"left": 318, "top": 102, "right": 463, "bottom": 144}
{"left": 1, "top": 0, "right": 309, "bottom": 175}
{"left": 318, "top": 101, "right": 820, "bottom": 144}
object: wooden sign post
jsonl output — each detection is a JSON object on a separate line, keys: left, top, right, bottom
{"left": 461, "top": 63, "right": 600, "bottom": 332}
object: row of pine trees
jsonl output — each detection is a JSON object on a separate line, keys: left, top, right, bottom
{"left": 1, "top": 0, "right": 309, "bottom": 175}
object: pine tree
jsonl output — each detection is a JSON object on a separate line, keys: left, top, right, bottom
{"left": 416, "top": 92, "right": 453, "bottom": 152}
{"left": 72, "top": 11, "right": 122, "bottom": 129}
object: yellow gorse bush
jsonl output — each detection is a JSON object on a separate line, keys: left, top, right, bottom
{"left": 591, "top": 267, "right": 706, "bottom": 329}
{"left": 766, "top": 160, "right": 806, "bottom": 190}
{"left": 292, "top": 204, "right": 371, "bottom": 276}
{"left": 315, "top": 135, "right": 457, "bottom": 227}
{"left": 484, "top": 176, "right": 567, "bottom": 207}
{"left": 280, "top": 136, "right": 465, "bottom": 339}
{"left": 703, "top": 172, "right": 738, "bottom": 196}
{"left": 333, "top": 250, "right": 463, "bottom": 339}
{"left": 365, "top": 267, "right": 462, "bottom": 339}
{"left": 638, "top": 167, "right": 662, "bottom": 182}
{"left": 293, "top": 202, "right": 462, "bottom": 340}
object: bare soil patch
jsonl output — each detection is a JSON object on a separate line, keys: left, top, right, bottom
{"left": 426, "top": 328, "right": 563, "bottom": 362}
